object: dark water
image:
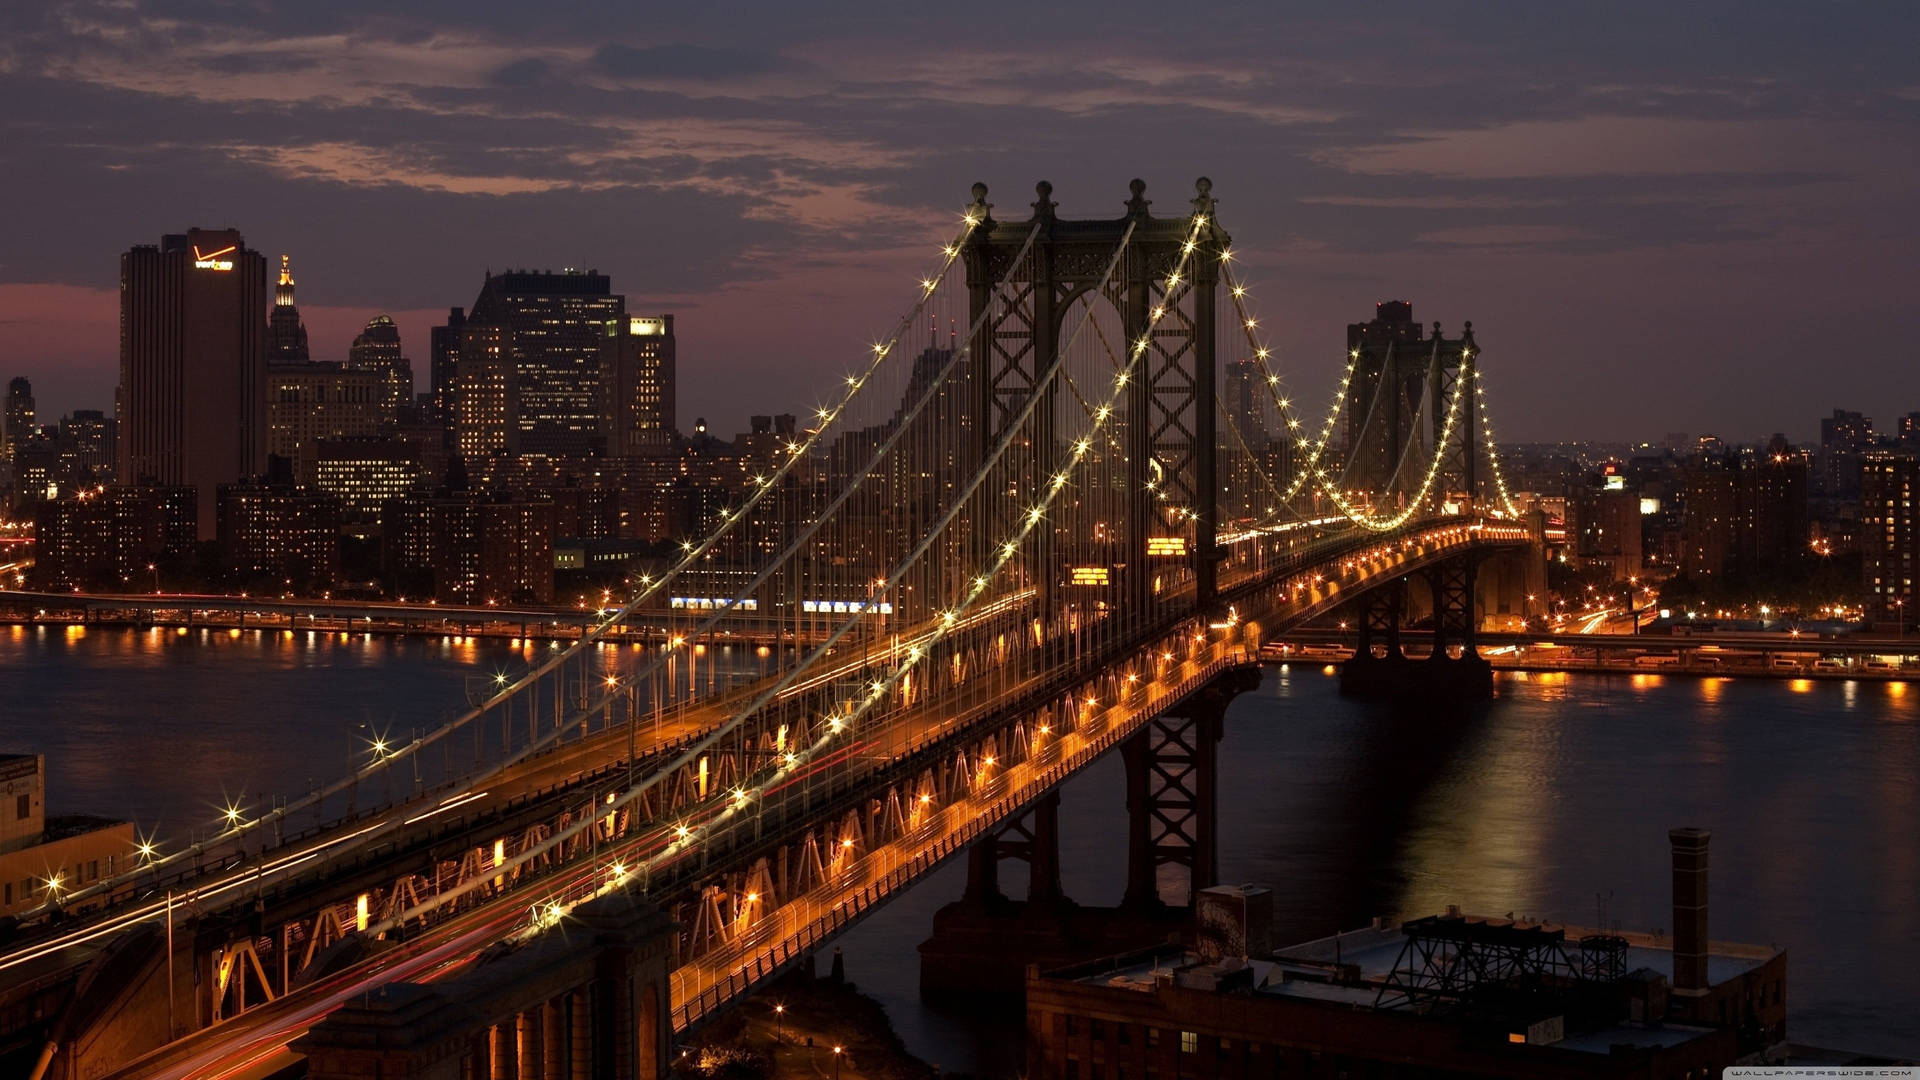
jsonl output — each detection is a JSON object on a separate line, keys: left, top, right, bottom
{"left": 840, "top": 665, "right": 1920, "bottom": 1069}
{"left": 0, "top": 623, "right": 770, "bottom": 833}
{"left": 3, "top": 629, "right": 1915, "bottom": 1062}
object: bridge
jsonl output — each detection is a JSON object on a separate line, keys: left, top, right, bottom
{"left": 0, "top": 178, "right": 1546, "bottom": 1080}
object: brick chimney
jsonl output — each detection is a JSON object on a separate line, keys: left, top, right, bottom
{"left": 1669, "top": 827, "right": 1711, "bottom": 996}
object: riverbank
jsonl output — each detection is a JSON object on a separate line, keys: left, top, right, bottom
{"left": 677, "top": 964, "right": 952, "bottom": 1080}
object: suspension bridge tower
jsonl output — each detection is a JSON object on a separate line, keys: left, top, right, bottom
{"left": 960, "top": 178, "right": 1231, "bottom": 620}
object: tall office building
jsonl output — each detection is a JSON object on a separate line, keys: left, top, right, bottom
{"left": 58, "top": 410, "right": 116, "bottom": 478}
{"left": 118, "top": 228, "right": 267, "bottom": 539}
{"left": 454, "top": 321, "right": 516, "bottom": 461}
{"left": 266, "top": 361, "right": 384, "bottom": 485}
{"left": 347, "top": 315, "right": 413, "bottom": 429}
{"left": 463, "top": 269, "right": 626, "bottom": 457}
{"left": 3, "top": 377, "right": 33, "bottom": 462}
{"left": 429, "top": 306, "right": 466, "bottom": 431}
{"left": 1341, "top": 302, "right": 1458, "bottom": 500}
{"left": 267, "top": 254, "right": 310, "bottom": 363}
{"left": 609, "top": 314, "right": 677, "bottom": 454}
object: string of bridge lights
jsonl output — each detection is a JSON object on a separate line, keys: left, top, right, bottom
{"left": 415, "top": 208, "right": 1518, "bottom": 944}
{"left": 1220, "top": 265, "right": 1346, "bottom": 504}
{"left": 1220, "top": 261, "right": 1524, "bottom": 528}
{"left": 513, "top": 212, "right": 1217, "bottom": 936}
{"left": 363, "top": 213, "right": 1091, "bottom": 937}
{"left": 1472, "top": 374, "right": 1526, "bottom": 517}
{"left": 32, "top": 212, "right": 992, "bottom": 920}
{"left": 361, "top": 219, "right": 1052, "bottom": 933}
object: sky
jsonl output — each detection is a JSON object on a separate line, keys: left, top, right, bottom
{"left": 1, "top": 1, "right": 1915, "bottom": 444}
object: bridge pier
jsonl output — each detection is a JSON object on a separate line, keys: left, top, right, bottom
{"left": 919, "top": 665, "right": 1257, "bottom": 1002}
{"left": 1341, "top": 555, "right": 1493, "bottom": 698}
{"left": 1120, "top": 683, "right": 1234, "bottom": 911}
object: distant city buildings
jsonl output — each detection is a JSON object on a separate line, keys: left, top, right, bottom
{"left": 1671, "top": 438, "right": 1808, "bottom": 584}
{"left": 10, "top": 233, "right": 722, "bottom": 599}
{"left": 385, "top": 493, "right": 556, "bottom": 604}
{"left": 266, "top": 361, "right": 384, "bottom": 485}
{"left": 1568, "top": 462, "right": 1643, "bottom": 580}
{"left": 311, "top": 437, "right": 425, "bottom": 537}
{"left": 216, "top": 473, "right": 342, "bottom": 591}
{"left": 29, "top": 485, "right": 195, "bottom": 591}
{"left": 1221, "top": 357, "right": 1293, "bottom": 522}
{"left": 118, "top": 228, "right": 268, "bottom": 539}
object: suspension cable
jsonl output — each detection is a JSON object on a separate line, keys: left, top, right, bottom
{"left": 35, "top": 211, "right": 993, "bottom": 919}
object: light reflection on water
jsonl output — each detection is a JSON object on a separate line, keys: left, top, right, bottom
{"left": 834, "top": 664, "right": 1920, "bottom": 1071}
{"left": 0, "top": 624, "right": 766, "bottom": 834}
{"left": 2, "top": 633, "right": 1914, "bottom": 1064}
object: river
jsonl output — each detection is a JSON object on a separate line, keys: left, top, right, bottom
{"left": 2, "top": 626, "right": 1914, "bottom": 1063}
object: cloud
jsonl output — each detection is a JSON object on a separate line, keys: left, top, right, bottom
{"left": 1314, "top": 116, "right": 1883, "bottom": 181}
{"left": 1, "top": 0, "right": 1917, "bottom": 442}
{"left": 591, "top": 42, "right": 795, "bottom": 81}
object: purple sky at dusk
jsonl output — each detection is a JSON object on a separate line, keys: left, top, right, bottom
{"left": 1, "top": 1, "right": 1915, "bottom": 444}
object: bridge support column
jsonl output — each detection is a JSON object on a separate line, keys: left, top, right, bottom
{"left": 1339, "top": 578, "right": 1416, "bottom": 694}
{"left": 962, "top": 837, "right": 1002, "bottom": 903}
{"left": 1122, "top": 667, "right": 1257, "bottom": 910}
{"left": 1342, "top": 555, "right": 1491, "bottom": 698}
{"left": 961, "top": 790, "right": 1063, "bottom": 906}
{"left": 920, "top": 666, "right": 1258, "bottom": 1001}
{"left": 1027, "top": 790, "right": 1063, "bottom": 904}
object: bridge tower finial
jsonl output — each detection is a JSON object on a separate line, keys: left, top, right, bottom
{"left": 1125, "top": 178, "right": 1151, "bottom": 221}
{"left": 1191, "top": 176, "right": 1216, "bottom": 221}
{"left": 1032, "top": 180, "right": 1057, "bottom": 223}
{"left": 968, "top": 182, "right": 993, "bottom": 225}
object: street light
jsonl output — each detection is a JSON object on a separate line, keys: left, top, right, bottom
{"left": 833, "top": 1046, "right": 844, "bottom": 1080}
{"left": 773, "top": 1003, "right": 785, "bottom": 1040}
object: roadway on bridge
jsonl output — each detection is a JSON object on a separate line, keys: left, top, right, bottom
{"left": 85, "top": 520, "right": 1522, "bottom": 1078}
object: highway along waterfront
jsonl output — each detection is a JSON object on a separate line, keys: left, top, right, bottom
{"left": 3, "top": 626, "right": 1916, "bottom": 1068}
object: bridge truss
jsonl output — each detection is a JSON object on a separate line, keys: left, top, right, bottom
{"left": 0, "top": 178, "right": 1546, "bottom": 1080}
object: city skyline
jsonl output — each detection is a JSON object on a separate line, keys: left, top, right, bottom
{"left": 2, "top": 2, "right": 1916, "bottom": 441}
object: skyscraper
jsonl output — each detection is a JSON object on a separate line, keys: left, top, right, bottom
{"left": 429, "top": 306, "right": 466, "bottom": 432}
{"left": 119, "top": 228, "right": 267, "bottom": 538}
{"left": 609, "top": 314, "right": 677, "bottom": 455}
{"left": 267, "top": 254, "right": 310, "bottom": 363}
{"left": 347, "top": 315, "right": 413, "bottom": 429}
{"left": 3, "top": 377, "right": 33, "bottom": 461}
{"left": 463, "top": 269, "right": 626, "bottom": 457}
{"left": 454, "top": 321, "right": 516, "bottom": 462}
{"left": 1339, "top": 302, "right": 1466, "bottom": 504}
